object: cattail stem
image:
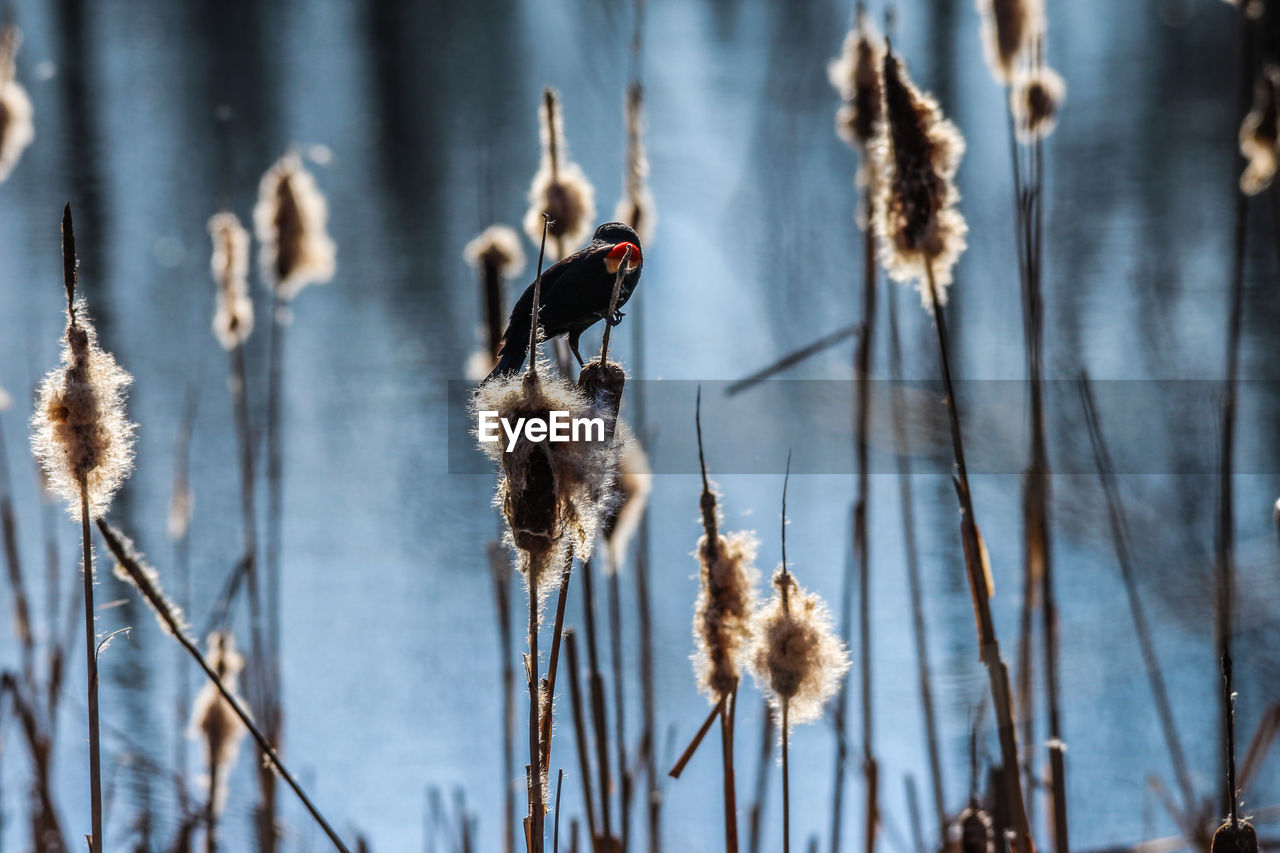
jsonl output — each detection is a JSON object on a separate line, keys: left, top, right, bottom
{"left": 607, "top": 563, "right": 632, "bottom": 850}
{"left": 923, "top": 260, "right": 1034, "bottom": 853}
{"left": 540, "top": 552, "right": 575, "bottom": 775}
{"left": 1224, "top": 651, "right": 1239, "bottom": 827}
{"left": 747, "top": 699, "right": 774, "bottom": 853}
{"left": 668, "top": 694, "right": 725, "bottom": 778}
{"left": 527, "top": 573, "right": 545, "bottom": 853}
{"left": 80, "top": 484, "right": 103, "bottom": 853}
{"left": 564, "top": 629, "right": 599, "bottom": 842}
{"left": 599, "top": 252, "right": 630, "bottom": 364}
{"left": 265, "top": 291, "right": 286, "bottom": 713}
{"left": 887, "top": 285, "right": 946, "bottom": 843}
{"left": 580, "top": 557, "right": 613, "bottom": 839}
{"left": 719, "top": 681, "right": 740, "bottom": 853}
{"left": 782, "top": 699, "right": 790, "bottom": 853}
{"left": 0, "top": 425, "right": 34, "bottom": 685}
{"left": 493, "top": 544, "right": 517, "bottom": 853}
{"left": 205, "top": 759, "right": 219, "bottom": 853}
{"left": 96, "top": 520, "right": 353, "bottom": 853}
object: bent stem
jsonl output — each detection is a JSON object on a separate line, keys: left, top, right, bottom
{"left": 80, "top": 484, "right": 103, "bottom": 853}
{"left": 96, "top": 520, "right": 352, "bottom": 853}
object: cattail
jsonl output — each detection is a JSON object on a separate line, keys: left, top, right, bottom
{"left": 32, "top": 299, "right": 136, "bottom": 520}
{"left": 976, "top": 0, "right": 1041, "bottom": 85}
{"left": 209, "top": 212, "right": 254, "bottom": 351}
{"left": 523, "top": 88, "right": 596, "bottom": 257}
{"left": 1239, "top": 65, "right": 1280, "bottom": 196}
{"left": 603, "top": 438, "right": 651, "bottom": 572}
{"left": 693, "top": 527, "right": 760, "bottom": 701}
{"left": 1211, "top": 821, "right": 1258, "bottom": 853}
{"left": 473, "top": 365, "right": 620, "bottom": 594}
{"left": 828, "top": 5, "right": 884, "bottom": 153}
{"left": 105, "top": 523, "right": 186, "bottom": 636}
{"left": 0, "top": 26, "right": 34, "bottom": 183}
{"left": 464, "top": 224, "right": 526, "bottom": 280}
{"left": 874, "top": 48, "right": 968, "bottom": 309}
{"left": 749, "top": 568, "right": 850, "bottom": 728}
{"left": 254, "top": 152, "right": 336, "bottom": 301}
{"left": 956, "top": 806, "right": 995, "bottom": 853}
{"left": 464, "top": 224, "right": 525, "bottom": 378}
{"left": 1010, "top": 66, "right": 1066, "bottom": 143}
{"left": 614, "top": 82, "right": 657, "bottom": 245}
{"left": 189, "top": 631, "right": 248, "bottom": 816}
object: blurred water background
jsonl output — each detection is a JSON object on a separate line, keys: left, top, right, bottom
{"left": 1, "top": 0, "right": 1279, "bottom": 850}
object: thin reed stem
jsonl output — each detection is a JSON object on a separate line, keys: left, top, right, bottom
{"left": 579, "top": 556, "right": 613, "bottom": 839}
{"left": 1223, "top": 652, "right": 1239, "bottom": 827}
{"left": 81, "top": 485, "right": 102, "bottom": 853}
{"left": 747, "top": 700, "right": 774, "bottom": 853}
{"left": 607, "top": 564, "right": 631, "bottom": 850}
{"left": 720, "top": 681, "right": 740, "bottom": 853}
{"left": 97, "top": 520, "right": 353, "bottom": 853}
{"left": 782, "top": 699, "right": 790, "bottom": 853}
{"left": 668, "top": 694, "right": 725, "bottom": 779}
{"left": 493, "top": 544, "right": 517, "bottom": 853}
{"left": 540, "top": 552, "right": 574, "bottom": 775}
{"left": 205, "top": 759, "right": 219, "bottom": 853}
{"left": 528, "top": 572, "right": 544, "bottom": 853}
{"left": 564, "top": 629, "right": 599, "bottom": 843}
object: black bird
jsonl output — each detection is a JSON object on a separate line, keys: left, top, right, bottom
{"left": 486, "top": 222, "right": 644, "bottom": 380}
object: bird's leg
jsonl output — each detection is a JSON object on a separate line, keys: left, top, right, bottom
{"left": 608, "top": 310, "right": 626, "bottom": 327}
{"left": 568, "top": 331, "right": 586, "bottom": 367}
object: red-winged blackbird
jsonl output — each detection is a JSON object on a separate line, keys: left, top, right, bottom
{"left": 486, "top": 222, "right": 644, "bottom": 380}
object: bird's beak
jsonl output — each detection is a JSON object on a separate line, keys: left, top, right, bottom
{"left": 604, "top": 242, "right": 642, "bottom": 274}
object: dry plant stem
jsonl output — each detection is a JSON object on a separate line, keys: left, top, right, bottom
{"left": 205, "top": 760, "right": 219, "bottom": 853}
{"left": 576, "top": 554, "right": 612, "bottom": 837}
{"left": 554, "top": 768, "right": 565, "bottom": 853}
{"left": 540, "top": 552, "right": 575, "bottom": 775}
{"left": 719, "top": 682, "right": 740, "bottom": 853}
{"left": 528, "top": 571, "right": 545, "bottom": 853}
{"left": 782, "top": 700, "right": 790, "bottom": 853}
{"left": 1224, "top": 652, "right": 1239, "bottom": 826}
{"left": 635, "top": 524, "right": 660, "bottom": 852}
{"left": 607, "top": 562, "right": 631, "bottom": 850}
{"left": 0, "top": 425, "right": 34, "bottom": 684}
{"left": 564, "top": 629, "right": 599, "bottom": 842}
{"left": 80, "top": 485, "right": 103, "bottom": 853}
{"left": 265, "top": 292, "right": 286, "bottom": 712}
{"left": 668, "top": 694, "right": 726, "bottom": 778}
{"left": 747, "top": 700, "right": 774, "bottom": 853}
{"left": 887, "top": 286, "right": 946, "bottom": 842}
{"left": 923, "top": 261, "right": 1034, "bottom": 853}
{"left": 493, "top": 545, "right": 518, "bottom": 853}
{"left": 96, "top": 520, "right": 353, "bottom": 853}
{"left": 725, "top": 324, "right": 859, "bottom": 397}
{"left": 1077, "top": 375, "right": 1195, "bottom": 815}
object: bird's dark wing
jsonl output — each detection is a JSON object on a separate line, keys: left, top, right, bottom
{"left": 537, "top": 243, "right": 617, "bottom": 334}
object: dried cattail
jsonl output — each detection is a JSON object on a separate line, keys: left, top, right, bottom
{"left": 828, "top": 6, "right": 884, "bottom": 152}
{"left": 523, "top": 88, "right": 596, "bottom": 257}
{"left": 103, "top": 522, "right": 186, "bottom": 636}
{"left": 603, "top": 437, "right": 651, "bottom": 572}
{"left": 189, "top": 631, "right": 248, "bottom": 815}
{"left": 464, "top": 224, "right": 526, "bottom": 280}
{"left": 1239, "top": 65, "right": 1280, "bottom": 196}
{"left": 473, "top": 365, "right": 620, "bottom": 594}
{"left": 614, "top": 82, "right": 657, "bottom": 245}
{"left": 956, "top": 806, "right": 995, "bottom": 853}
{"left": 976, "top": 0, "right": 1042, "bottom": 85}
{"left": 1211, "top": 820, "right": 1258, "bottom": 853}
{"left": 874, "top": 49, "right": 969, "bottom": 309}
{"left": 1010, "top": 66, "right": 1066, "bottom": 143}
{"left": 32, "top": 299, "right": 136, "bottom": 520}
{"left": 208, "top": 212, "right": 254, "bottom": 351}
{"left": 749, "top": 568, "right": 850, "bottom": 728}
{"left": 694, "top": 527, "right": 760, "bottom": 701}
{"left": 0, "top": 26, "right": 34, "bottom": 184}
{"left": 254, "top": 152, "right": 336, "bottom": 300}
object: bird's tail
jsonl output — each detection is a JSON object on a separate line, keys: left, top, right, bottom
{"left": 484, "top": 314, "right": 530, "bottom": 382}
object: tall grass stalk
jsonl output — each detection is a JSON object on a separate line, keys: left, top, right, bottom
{"left": 564, "top": 629, "right": 599, "bottom": 843}
{"left": 746, "top": 699, "right": 774, "bottom": 853}
{"left": 492, "top": 542, "right": 517, "bottom": 853}
{"left": 97, "top": 520, "right": 352, "bottom": 853}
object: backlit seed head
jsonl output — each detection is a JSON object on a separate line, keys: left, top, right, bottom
{"left": 209, "top": 212, "right": 254, "bottom": 350}
{"left": 254, "top": 152, "right": 336, "bottom": 300}
{"left": 693, "top": 528, "right": 760, "bottom": 701}
{"left": 1211, "top": 820, "right": 1258, "bottom": 853}
{"left": 189, "top": 631, "right": 248, "bottom": 816}
{"left": 614, "top": 82, "right": 657, "bottom": 245}
{"left": 0, "top": 26, "right": 34, "bottom": 184}
{"left": 829, "top": 7, "right": 884, "bottom": 152}
{"left": 464, "top": 224, "right": 526, "bottom": 280}
{"left": 523, "top": 88, "right": 596, "bottom": 257}
{"left": 1010, "top": 66, "right": 1066, "bottom": 143}
{"left": 977, "top": 0, "right": 1042, "bottom": 85}
{"left": 1240, "top": 65, "right": 1280, "bottom": 196}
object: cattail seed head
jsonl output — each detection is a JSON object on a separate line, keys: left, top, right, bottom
{"left": 254, "top": 152, "right": 336, "bottom": 300}
{"left": 523, "top": 88, "right": 596, "bottom": 257}
{"left": 0, "top": 26, "right": 33, "bottom": 184}
{"left": 614, "top": 82, "right": 657, "bottom": 245}
{"left": 1010, "top": 66, "right": 1065, "bottom": 143}
{"left": 748, "top": 568, "right": 850, "bottom": 728}
{"left": 189, "top": 631, "right": 248, "bottom": 816}
{"left": 103, "top": 522, "right": 186, "bottom": 636}
{"left": 977, "top": 0, "right": 1042, "bottom": 85}
{"left": 474, "top": 364, "right": 620, "bottom": 594}
{"left": 32, "top": 300, "right": 136, "bottom": 520}
{"left": 464, "top": 224, "right": 526, "bottom": 280}
{"left": 1240, "top": 65, "right": 1280, "bottom": 196}
{"left": 693, "top": 527, "right": 760, "bottom": 701}
{"left": 828, "top": 7, "right": 884, "bottom": 152}
{"left": 208, "top": 212, "right": 254, "bottom": 350}
{"left": 956, "top": 806, "right": 995, "bottom": 853}
{"left": 1211, "top": 820, "right": 1258, "bottom": 853}
{"left": 874, "top": 49, "right": 968, "bottom": 310}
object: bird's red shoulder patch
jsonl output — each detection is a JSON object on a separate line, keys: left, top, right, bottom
{"left": 604, "top": 241, "right": 642, "bottom": 274}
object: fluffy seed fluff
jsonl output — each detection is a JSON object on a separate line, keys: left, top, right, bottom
{"left": 614, "top": 82, "right": 657, "bottom": 245}
{"left": 1010, "top": 66, "right": 1066, "bottom": 143}
{"left": 874, "top": 50, "right": 969, "bottom": 310}
{"left": 32, "top": 301, "right": 136, "bottom": 520}
{"left": 523, "top": 88, "right": 596, "bottom": 257}
{"left": 0, "top": 27, "right": 34, "bottom": 184}
{"left": 828, "top": 8, "right": 884, "bottom": 152}
{"left": 254, "top": 152, "right": 336, "bottom": 300}
{"left": 189, "top": 631, "right": 248, "bottom": 816}
{"left": 1240, "top": 65, "right": 1280, "bottom": 196}
{"left": 473, "top": 363, "right": 620, "bottom": 595}
{"left": 749, "top": 568, "right": 850, "bottom": 728}
{"left": 209, "top": 212, "right": 254, "bottom": 350}
{"left": 693, "top": 527, "right": 760, "bottom": 701}
{"left": 464, "top": 224, "right": 526, "bottom": 280}
{"left": 604, "top": 437, "right": 651, "bottom": 573}
{"left": 976, "top": 0, "right": 1042, "bottom": 85}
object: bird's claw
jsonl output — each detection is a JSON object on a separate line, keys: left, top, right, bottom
{"left": 607, "top": 310, "right": 626, "bottom": 327}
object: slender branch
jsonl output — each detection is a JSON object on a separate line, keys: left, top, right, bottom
{"left": 96, "top": 520, "right": 353, "bottom": 853}
{"left": 81, "top": 485, "right": 103, "bottom": 853}
{"left": 667, "top": 694, "right": 725, "bottom": 779}
{"left": 726, "top": 325, "right": 860, "bottom": 397}
{"left": 564, "top": 629, "right": 599, "bottom": 842}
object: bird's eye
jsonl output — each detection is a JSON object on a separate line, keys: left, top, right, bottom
{"left": 605, "top": 241, "right": 642, "bottom": 274}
